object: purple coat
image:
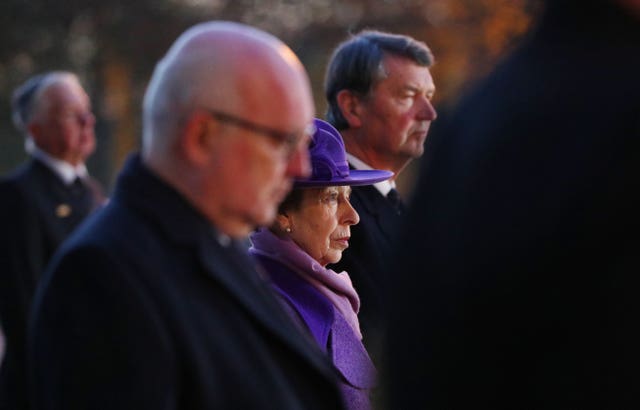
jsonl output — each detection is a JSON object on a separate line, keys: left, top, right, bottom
{"left": 252, "top": 254, "right": 377, "bottom": 410}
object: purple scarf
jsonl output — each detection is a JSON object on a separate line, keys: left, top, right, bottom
{"left": 249, "top": 228, "right": 363, "bottom": 340}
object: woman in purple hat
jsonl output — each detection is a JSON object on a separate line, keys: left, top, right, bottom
{"left": 249, "top": 119, "right": 392, "bottom": 410}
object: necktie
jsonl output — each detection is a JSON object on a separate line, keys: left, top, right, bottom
{"left": 387, "top": 188, "right": 404, "bottom": 215}
{"left": 70, "top": 177, "right": 94, "bottom": 217}
{"left": 73, "top": 176, "right": 106, "bottom": 209}
{"left": 69, "top": 176, "right": 86, "bottom": 196}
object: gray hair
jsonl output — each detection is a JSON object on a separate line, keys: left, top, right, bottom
{"left": 11, "top": 71, "right": 78, "bottom": 133}
{"left": 324, "top": 30, "right": 434, "bottom": 130}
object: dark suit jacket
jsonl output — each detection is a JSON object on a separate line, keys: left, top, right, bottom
{"left": 330, "top": 183, "right": 402, "bottom": 362}
{"left": 0, "top": 158, "right": 103, "bottom": 410}
{"left": 29, "top": 154, "right": 344, "bottom": 410}
{"left": 387, "top": 1, "right": 640, "bottom": 408}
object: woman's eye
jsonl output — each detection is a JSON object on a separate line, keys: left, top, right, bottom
{"left": 323, "top": 193, "right": 338, "bottom": 203}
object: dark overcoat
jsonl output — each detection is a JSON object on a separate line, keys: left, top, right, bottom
{"left": 330, "top": 183, "right": 402, "bottom": 361}
{"left": 0, "top": 158, "right": 102, "bottom": 410}
{"left": 29, "top": 154, "right": 343, "bottom": 410}
{"left": 387, "top": 1, "right": 640, "bottom": 408}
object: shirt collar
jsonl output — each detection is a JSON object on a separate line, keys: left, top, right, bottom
{"left": 27, "top": 139, "right": 88, "bottom": 186}
{"left": 346, "top": 153, "right": 395, "bottom": 196}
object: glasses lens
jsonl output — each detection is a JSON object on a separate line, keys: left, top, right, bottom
{"left": 204, "top": 108, "right": 316, "bottom": 160}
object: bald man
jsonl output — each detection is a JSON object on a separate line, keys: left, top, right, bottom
{"left": 0, "top": 72, "right": 104, "bottom": 410}
{"left": 29, "top": 22, "right": 344, "bottom": 409}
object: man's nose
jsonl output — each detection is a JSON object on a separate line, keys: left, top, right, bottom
{"left": 417, "top": 96, "right": 437, "bottom": 121}
{"left": 79, "top": 111, "right": 95, "bottom": 127}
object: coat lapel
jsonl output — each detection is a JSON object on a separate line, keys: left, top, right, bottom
{"left": 116, "top": 154, "right": 337, "bottom": 380}
{"left": 196, "top": 232, "right": 337, "bottom": 379}
{"left": 351, "top": 185, "right": 401, "bottom": 240}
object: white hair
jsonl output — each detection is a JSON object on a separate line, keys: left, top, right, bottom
{"left": 11, "top": 71, "right": 79, "bottom": 133}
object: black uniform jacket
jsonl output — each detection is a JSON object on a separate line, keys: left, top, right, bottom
{"left": 0, "top": 158, "right": 103, "bottom": 410}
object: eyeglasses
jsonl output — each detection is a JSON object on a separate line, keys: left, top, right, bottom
{"left": 202, "top": 108, "right": 316, "bottom": 159}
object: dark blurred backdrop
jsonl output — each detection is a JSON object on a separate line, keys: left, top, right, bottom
{"left": 0, "top": 0, "right": 541, "bottom": 193}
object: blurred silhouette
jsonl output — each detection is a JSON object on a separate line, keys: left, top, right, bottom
{"left": 387, "top": 0, "right": 640, "bottom": 408}
{"left": 0, "top": 71, "right": 105, "bottom": 410}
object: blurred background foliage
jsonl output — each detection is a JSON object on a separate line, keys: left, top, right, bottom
{"left": 0, "top": 0, "right": 542, "bottom": 191}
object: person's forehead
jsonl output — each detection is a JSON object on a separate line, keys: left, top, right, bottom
{"left": 245, "top": 71, "right": 313, "bottom": 131}
{"left": 309, "top": 185, "right": 351, "bottom": 195}
{"left": 378, "top": 55, "right": 434, "bottom": 86}
{"left": 335, "top": 185, "right": 351, "bottom": 193}
{"left": 44, "top": 80, "right": 88, "bottom": 107}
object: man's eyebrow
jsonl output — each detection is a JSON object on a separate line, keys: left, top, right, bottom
{"left": 407, "top": 83, "right": 436, "bottom": 98}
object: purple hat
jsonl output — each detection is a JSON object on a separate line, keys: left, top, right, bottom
{"left": 294, "top": 119, "right": 393, "bottom": 187}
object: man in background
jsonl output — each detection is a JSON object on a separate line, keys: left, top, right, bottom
{"left": 29, "top": 21, "right": 344, "bottom": 409}
{"left": 0, "top": 71, "right": 104, "bottom": 410}
{"left": 387, "top": 0, "right": 640, "bottom": 407}
{"left": 324, "top": 30, "right": 437, "bottom": 361}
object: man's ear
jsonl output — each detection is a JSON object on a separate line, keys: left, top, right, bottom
{"left": 336, "top": 89, "right": 364, "bottom": 128}
{"left": 181, "top": 111, "right": 215, "bottom": 165}
{"left": 27, "top": 122, "right": 44, "bottom": 144}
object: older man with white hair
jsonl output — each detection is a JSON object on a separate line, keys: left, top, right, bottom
{"left": 29, "top": 21, "right": 344, "bottom": 410}
{"left": 0, "top": 71, "right": 104, "bottom": 410}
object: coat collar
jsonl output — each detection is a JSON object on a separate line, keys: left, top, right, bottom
{"left": 112, "top": 153, "right": 337, "bottom": 379}
{"left": 254, "top": 254, "right": 334, "bottom": 351}
{"left": 346, "top": 154, "right": 395, "bottom": 196}
{"left": 350, "top": 184, "right": 402, "bottom": 239}
{"left": 112, "top": 154, "right": 215, "bottom": 246}
{"left": 196, "top": 225, "right": 339, "bottom": 381}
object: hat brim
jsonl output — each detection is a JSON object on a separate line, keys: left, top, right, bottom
{"left": 294, "top": 169, "right": 393, "bottom": 187}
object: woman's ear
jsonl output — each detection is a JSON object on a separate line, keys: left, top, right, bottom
{"left": 336, "top": 89, "right": 364, "bottom": 128}
{"left": 275, "top": 212, "right": 291, "bottom": 233}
